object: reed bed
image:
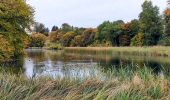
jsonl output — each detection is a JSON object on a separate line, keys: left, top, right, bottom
{"left": 0, "top": 65, "right": 169, "bottom": 100}
{"left": 65, "top": 46, "right": 170, "bottom": 57}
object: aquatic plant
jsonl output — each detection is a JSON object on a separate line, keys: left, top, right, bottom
{"left": 0, "top": 65, "right": 169, "bottom": 99}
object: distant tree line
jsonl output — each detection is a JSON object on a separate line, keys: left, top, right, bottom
{"left": 30, "top": 1, "right": 170, "bottom": 48}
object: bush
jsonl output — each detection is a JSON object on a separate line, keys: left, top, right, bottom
{"left": 45, "top": 42, "right": 62, "bottom": 50}
{"left": 61, "top": 31, "right": 76, "bottom": 47}
{"left": 158, "top": 37, "right": 170, "bottom": 46}
{"left": 48, "top": 31, "right": 63, "bottom": 43}
{"left": 119, "top": 35, "right": 130, "bottom": 46}
{"left": 29, "top": 33, "right": 47, "bottom": 47}
{"left": 90, "top": 40, "right": 112, "bottom": 47}
{"left": 131, "top": 32, "right": 144, "bottom": 46}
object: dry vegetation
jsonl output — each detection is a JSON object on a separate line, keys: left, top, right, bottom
{"left": 0, "top": 65, "right": 169, "bottom": 100}
{"left": 65, "top": 46, "right": 170, "bottom": 57}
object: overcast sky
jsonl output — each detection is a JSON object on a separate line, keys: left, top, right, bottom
{"left": 27, "top": 0, "right": 167, "bottom": 29}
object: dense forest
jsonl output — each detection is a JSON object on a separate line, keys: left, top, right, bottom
{"left": 1, "top": 0, "right": 170, "bottom": 61}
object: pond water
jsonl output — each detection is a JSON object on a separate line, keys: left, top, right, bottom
{"left": 1, "top": 49, "right": 170, "bottom": 78}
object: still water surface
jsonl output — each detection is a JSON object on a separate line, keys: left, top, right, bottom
{"left": 2, "top": 49, "right": 170, "bottom": 78}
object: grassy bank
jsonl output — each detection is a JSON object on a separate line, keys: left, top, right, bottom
{"left": 65, "top": 46, "right": 170, "bottom": 57}
{"left": 0, "top": 65, "right": 169, "bottom": 100}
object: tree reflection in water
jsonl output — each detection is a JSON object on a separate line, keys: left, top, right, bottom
{"left": 1, "top": 49, "right": 170, "bottom": 79}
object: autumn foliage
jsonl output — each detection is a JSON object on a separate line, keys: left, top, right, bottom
{"left": 29, "top": 33, "right": 47, "bottom": 47}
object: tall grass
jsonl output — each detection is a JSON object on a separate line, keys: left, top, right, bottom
{"left": 65, "top": 46, "right": 170, "bottom": 57}
{"left": 0, "top": 65, "right": 169, "bottom": 100}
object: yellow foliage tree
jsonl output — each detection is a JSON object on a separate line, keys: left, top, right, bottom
{"left": 0, "top": 35, "right": 14, "bottom": 61}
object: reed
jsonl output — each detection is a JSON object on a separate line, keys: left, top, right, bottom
{"left": 0, "top": 65, "right": 169, "bottom": 100}
{"left": 65, "top": 46, "right": 170, "bottom": 57}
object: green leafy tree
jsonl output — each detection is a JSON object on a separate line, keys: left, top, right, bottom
{"left": 139, "top": 1, "right": 163, "bottom": 46}
{"left": 74, "top": 27, "right": 86, "bottom": 35}
{"left": 61, "top": 23, "right": 73, "bottom": 33}
{"left": 0, "top": 0, "right": 34, "bottom": 59}
{"left": 129, "top": 19, "right": 140, "bottom": 37}
{"left": 97, "top": 20, "right": 124, "bottom": 46}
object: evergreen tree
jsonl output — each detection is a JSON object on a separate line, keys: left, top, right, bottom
{"left": 51, "top": 26, "right": 58, "bottom": 31}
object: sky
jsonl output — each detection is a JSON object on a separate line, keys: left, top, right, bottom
{"left": 27, "top": 0, "right": 167, "bottom": 29}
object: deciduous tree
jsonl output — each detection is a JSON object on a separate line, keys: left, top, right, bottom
{"left": 139, "top": 1, "right": 163, "bottom": 46}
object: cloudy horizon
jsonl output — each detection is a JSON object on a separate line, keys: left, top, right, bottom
{"left": 27, "top": 0, "right": 167, "bottom": 29}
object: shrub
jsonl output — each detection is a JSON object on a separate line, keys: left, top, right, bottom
{"left": 72, "top": 35, "right": 83, "bottom": 47}
{"left": 48, "top": 31, "right": 63, "bottom": 43}
{"left": 45, "top": 42, "right": 62, "bottom": 50}
{"left": 119, "top": 35, "right": 130, "bottom": 46}
{"left": 61, "top": 31, "right": 76, "bottom": 47}
{"left": 158, "top": 37, "right": 170, "bottom": 46}
{"left": 131, "top": 32, "right": 144, "bottom": 46}
{"left": 90, "top": 40, "right": 112, "bottom": 47}
{"left": 29, "top": 33, "right": 47, "bottom": 47}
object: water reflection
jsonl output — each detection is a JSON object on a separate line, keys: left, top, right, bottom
{"left": 0, "top": 59, "right": 24, "bottom": 75}
{"left": 1, "top": 49, "right": 170, "bottom": 78}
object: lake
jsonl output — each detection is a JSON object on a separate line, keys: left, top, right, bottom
{"left": 1, "top": 48, "right": 170, "bottom": 79}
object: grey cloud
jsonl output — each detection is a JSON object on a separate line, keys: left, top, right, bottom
{"left": 27, "top": 0, "right": 166, "bottom": 29}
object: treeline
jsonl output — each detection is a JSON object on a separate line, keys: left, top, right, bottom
{"left": 30, "top": 1, "right": 170, "bottom": 48}
{"left": 1, "top": 0, "right": 170, "bottom": 61}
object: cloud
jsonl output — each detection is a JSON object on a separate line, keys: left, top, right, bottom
{"left": 27, "top": 0, "right": 166, "bottom": 29}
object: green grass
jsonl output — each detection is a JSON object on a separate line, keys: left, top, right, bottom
{"left": 0, "top": 65, "right": 169, "bottom": 100}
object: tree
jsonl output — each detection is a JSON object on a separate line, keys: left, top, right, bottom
{"left": 0, "top": 35, "right": 14, "bottom": 61}
{"left": 49, "top": 30, "right": 63, "bottom": 43}
{"left": 61, "top": 23, "right": 73, "bottom": 33}
{"left": 0, "top": 0, "right": 34, "bottom": 59}
{"left": 82, "top": 28, "right": 96, "bottom": 46}
{"left": 158, "top": 0, "right": 170, "bottom": 46}
{"left": 129, "top": 19, "right": 140, "bottom": 37}
{"left": 34, "top": 22, "right": 45, "bottom": 33}
{"left": 33, "top": 22, "right": 49, "bottom": 36}
{"left": 119, "top": 23, "right": 131, "bottom": 46}
{"left": 131, "top": 32, "right": 144, "bottom": 46}
{"left": 72, "top": 35, "right": 83, "bottom": 47}
{"left": 61, "top": 31, "right": 76, "bottom": 46}
{"left": 74, "top": 27, "right": 86, "bottom": 35}
{"left": 29, "top": 33, "right": 47, "bottom": 47}
{"left": 139, "top": 1, "right": 163, "bottom": 46}
{"left": 164, "top": 0, "right": 170, "bottom": 36}
{"left": 97, "top": 20, "right": 124, "bottom": 46}
{"left": 51, "top": 26, "right": 58, "bottom": 31}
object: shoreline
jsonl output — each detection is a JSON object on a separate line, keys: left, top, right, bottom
{"left": 64, "top": 46, "right": 170, "bottom": 57}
